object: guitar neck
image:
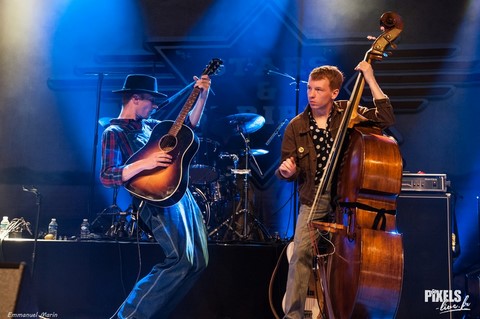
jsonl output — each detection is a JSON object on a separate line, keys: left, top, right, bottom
{"left": 169, "top": 86, "right": 201, "bottom": 136}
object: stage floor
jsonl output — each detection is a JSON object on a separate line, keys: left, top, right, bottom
{"left": 0, "top": 238, "right": 477, "bottom": 319}
{"left": 1, "top": 238, "right": 288, "bottom": 319}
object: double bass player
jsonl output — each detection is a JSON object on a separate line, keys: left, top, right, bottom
{"left": 276, "top": 61, "right": 395, "bottom": 319}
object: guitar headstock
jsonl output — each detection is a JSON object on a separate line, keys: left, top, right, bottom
{"left": 201, "top": 58, "right": 224, "bottom": 77}
{"left": 368, "top": 12, "right": 403, "bottom": 61}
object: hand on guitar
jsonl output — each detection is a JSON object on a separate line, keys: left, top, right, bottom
{"left": 193, "top": 75, "right": 211, "bottom": 95}
{"left": 189, "top": 75, "right": 212, "bottom": 127}
{"left": 143, "top": 151, "right": 173, "bottom": 170}
{"left": 122, "top": 151, "right": 172, "bottom": 182}
{"left": 278, "top": 156, "right": 297, "bottom": 178}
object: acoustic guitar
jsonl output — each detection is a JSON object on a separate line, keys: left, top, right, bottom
{"left": 125, "top": 58, "right": 223, "bottom": 207}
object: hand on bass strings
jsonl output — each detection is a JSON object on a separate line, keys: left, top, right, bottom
{"left": 354, "top": 60, "right": 386, "bottom": 100}
{"left": 279, "top": 156, "right": 297, "bottom": 178}
{"left": 354, "top": 61, "right": 375, "bottom": 81}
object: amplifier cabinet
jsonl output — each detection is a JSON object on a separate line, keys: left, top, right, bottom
{"left": 395, "top": 193, "right": 454, "bottom": 319}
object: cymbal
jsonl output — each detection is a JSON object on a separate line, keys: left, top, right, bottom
{"left": 223, "top": 113, "right": 265, "bottom": 134}
{"left": 240, "top": 149, "right": 269, "bottom": 156}
{"left": 99, "top": 117, "right": 112, "bottom": 127}
{"left": 249, "top": 149, "right": 269, "bottom": 156}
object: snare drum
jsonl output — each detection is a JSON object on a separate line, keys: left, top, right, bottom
{"left": 190, "top": 138, "right": 220, "bottom": 184}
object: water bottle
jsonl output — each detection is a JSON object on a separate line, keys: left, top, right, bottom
{"left": 80, "top": 218, "right": 90, "bottom": 239}
{"left": 0, "top": 216, "right": 9, "bottom": 238}
{"left": 48, "top": 218, "right": 58, "bottom": 240}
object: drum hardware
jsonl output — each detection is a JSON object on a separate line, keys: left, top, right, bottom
{"left": 106, "top": 208, "right": 153, "bottom": 241}
{"left": 209, "top": 177, "right": 230, "bottom": 204}
{"left": 208, "top": 115, "right": 271, "bottom": 241}
{"left": 106, "top": 211, "right": 130, "bottom": 238}
{"left": 91, "top": 187, "right": 151, "bottom": 240}
{"left": 230, "top": 168, "right": 251, "bottom": 175}
{"left": 219, "top": 152, "right": 239, "bottom": 169}
{"left": 189, "top": 186, "right": 211, "bottom": 228}
{"left": 91, "top": 186, "right": 123, "bottom": 236}
{"left": 190, "top": 137, "right": 221, "bottom": 184}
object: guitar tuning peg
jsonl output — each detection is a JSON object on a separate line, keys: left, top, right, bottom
{"left": 367, "top": 35, "right": 377, "bottom": 41}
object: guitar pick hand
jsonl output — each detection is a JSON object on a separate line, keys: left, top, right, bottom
{"left": 144, "top": 151, "right": 173, "bottom": 170}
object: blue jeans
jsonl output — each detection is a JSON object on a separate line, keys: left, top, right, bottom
{"left": 283, "top": 194, "right": 332, "bottom": 319}
{"left": 118, "top": 190, "right": 209, "bottom": 319}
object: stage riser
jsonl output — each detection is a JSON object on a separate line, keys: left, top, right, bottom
{"left": 0, "top": 240, "right": 287, "bottom": 319}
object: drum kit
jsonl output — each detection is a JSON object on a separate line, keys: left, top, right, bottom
{"left": 189, "top": 112, "right": 272, "bottom": 241}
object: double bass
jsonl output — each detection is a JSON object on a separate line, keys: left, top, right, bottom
{"left": 310, "top": 12, "right": 404, "bottom": 318}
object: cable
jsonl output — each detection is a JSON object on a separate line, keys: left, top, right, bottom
{"left": 268, "top": 241, "right": 291, "bottom": 319}
{"left": 109, "top": 201, "right": 146, "bottom": 319}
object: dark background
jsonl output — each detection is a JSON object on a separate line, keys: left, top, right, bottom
{"left": 0, "top": 0, "right": 479, "bottom": 316}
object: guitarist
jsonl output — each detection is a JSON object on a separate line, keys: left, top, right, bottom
{"left": 100, "top": 73, "right": 211, "bottom": 319}
{"left": 276, "top": 62, "right": 395, "bottom": 319}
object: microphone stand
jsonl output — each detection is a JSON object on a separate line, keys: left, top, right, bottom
{"left": 150, "top": 81, "right": 195, "bottom": 120}
{"left": 22, "top": 186, "right": 41, "bottom": 278}
{"left": 266, "top": 68, "right": 306, "bottom": 236}
{"left": 87, "top": 72, "right": 106, "bottom": 217}
{"left": 265, "top": 119, "right": 288, "bottom": 146}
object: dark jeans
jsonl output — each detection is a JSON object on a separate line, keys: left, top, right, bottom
{"left": 118, "top": 190, "right": 209, "bottom": 319}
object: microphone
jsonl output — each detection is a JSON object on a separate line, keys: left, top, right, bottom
{"left": 22, "top": 185, "right": 38, "bottom": 193}
{"left": 150, "top": 81, "right": 195, "bottom": 118}
{"left": 156, "top": 99, "right": 171, "bottom": 109}
{"left": 265, "top": 119, "right": 288, "bottom": 146}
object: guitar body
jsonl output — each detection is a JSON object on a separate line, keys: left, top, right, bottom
{"left": 125, "top": 120, "right": 199, "bottom": 207}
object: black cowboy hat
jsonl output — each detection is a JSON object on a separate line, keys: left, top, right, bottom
{"left": 113, "top": 74, "right": 167, "bottom": 97}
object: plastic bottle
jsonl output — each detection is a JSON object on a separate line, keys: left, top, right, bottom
{"left": 0, "top": 216, "right": 9, "bottom": 238}
{"left": 80, "top": 218, "right": 90, "bottom": 239}
{"left": 48, "top": 218, "right": 58, "bottom": 240}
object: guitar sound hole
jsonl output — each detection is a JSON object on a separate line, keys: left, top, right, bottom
{"left": 159, "top": 135, "right": 177, "bottom": 152}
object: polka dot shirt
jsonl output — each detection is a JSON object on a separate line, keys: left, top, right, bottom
{"left": 308, "top": 111, "right": 334, "bottom": 185}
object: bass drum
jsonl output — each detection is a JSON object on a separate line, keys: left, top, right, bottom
{"left": 190, "top": 186, "right": 211, "bottom": 229}
{"left": 190, "top": 138, "right": 220, "bottom": 185}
